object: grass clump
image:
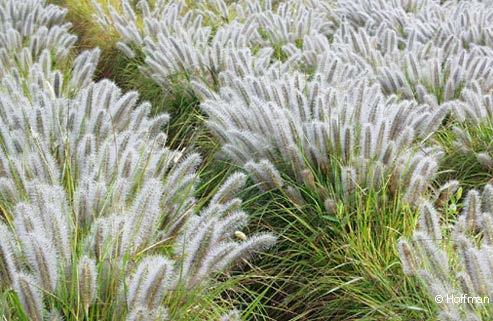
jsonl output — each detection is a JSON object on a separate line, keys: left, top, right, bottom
{"left": 238, "top": 170, "right": 448, "bottom": 320}
{"left": 14, "top": 1, "right": 493, "bottom": 321}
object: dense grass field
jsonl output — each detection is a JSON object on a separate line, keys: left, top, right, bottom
{"left": 2, "top": 0, "right": 493, "bottom": 320}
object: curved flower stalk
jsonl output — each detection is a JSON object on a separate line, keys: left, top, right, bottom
{"left": 282, "top": 33, "right": 332, "bottom": 71}
{"left": 326, "top": 22, "right": 493, "bottom": 109}
{"left": 0, "top": 173, "right": 275, "bottom": 320}
{"left": 336, "top": 0, "right": 493, "bottom": 50}
{"left": 91, "top": 0, "right": 493, "bottom": 109}
{"left": 325, "top": 1, "right": 493, "bottom": 113}
{"left": 0, "top": 33, "right": 275, "bottom": 321}
{"left": 336, "top": 0, "right": 437, "bottom": 37}
{"left": 0, "top": 52, "right": 169, "bottom": 207}
{"left": 377, "top": 46, "right": 493, "bottom": 106}
{"left": 252, "top": 0, "right": 334, "bottom": 48}
{"left": 1, "top": 46, "right": 100, "bottom": 100}
{"left": 406, "top": 1, "right": 493, "bottom": 50}
{"left": 0, "top": 50, "right": 269, "bottom": 321}
{"left": 326, "top": 0, "right": 493, "bottom": 108}
{"left": 91, "top": 0, "right": 336, "bottom": 95}
{"left": 92, "top": 0, "right": 262, "bottom": 90}
{"left": 199, "top": 71, "right": 446, "bottom": 204}
{"left": 0, "top": 0, "right": 76, "bottom": 75}
{"left": 399, "top": 185, "right": 493, "bottom": 321}
{"left": 448, "top": 84, "right": 493, "bottom": 174}
{"left": 376, "top": 38, "right": 493, "bottom": 105}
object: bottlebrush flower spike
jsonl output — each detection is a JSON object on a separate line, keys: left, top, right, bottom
{"left": 14, "top": 273, "right": 44, "bottom": 321}
{"left": 0, "top": 0, "right": 76, "bottom": 75}
{"left": 202, "top": 73, "right": 443, "bottom": 204}
{"left": 22, "top": 232, "right": 59, "bottom": 292}
{"left": 127, "top": 256, "right": 175, "bottom": 310}
{"left": 448, "top": 85, "right": 493, "bottom": 175}
{"left": 0, "top": 223, "right": 17, "bottom": 288}
{"left": 434, "top": 180, "right": 459, "bottom": 207}
{"left": 78, "top": 256, "right": 98, "bottom": 311}
{"left": 220, "top": 310, "right": 241, "bottom": 321}
{"left": 0, "top": 6, "right": 274, "bottom": 319}
{"left": 400, "top": 185, "right": 493, "bottom": 320}
{"left": 91, "top": 0, "right": 337, "bottom": 96}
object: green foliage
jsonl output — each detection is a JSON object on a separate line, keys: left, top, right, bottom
{"left": 436, "top": 126, "right": 492, "bottom": 187}
{"left": 37, "top": 1, "right": 493, "bottom": 321}
{"left": 237, "top": 176, "right": 438, "bottom": 320}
